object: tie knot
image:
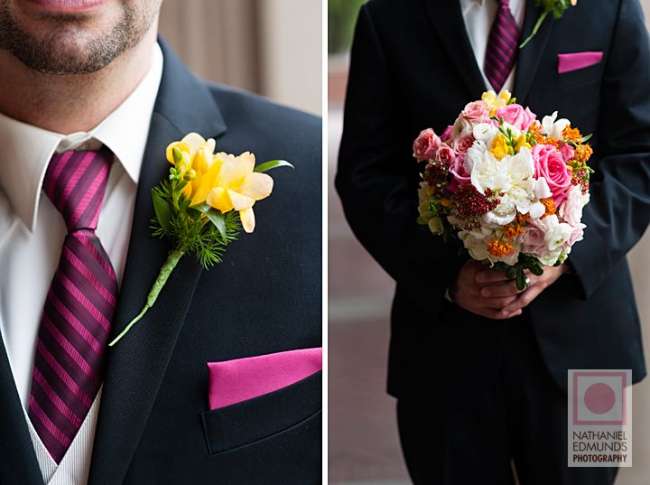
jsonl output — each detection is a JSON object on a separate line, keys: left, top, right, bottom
{"left": 43, "top": 148, "right": 113, "bottom": 232}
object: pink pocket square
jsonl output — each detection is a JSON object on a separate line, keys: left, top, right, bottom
{"left": 558, "top": 51, "right": 604, "bottom": 74}
{"left": 207, "top": 347, "right": 322, "bottom": 410}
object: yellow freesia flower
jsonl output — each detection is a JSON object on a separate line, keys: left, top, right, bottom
{"left": 490, "top": 133, "right": 510, "bottom": 160}
{"left": 191, "top": 151, "right": 274, "bottom": 233}
{"left": 482, "top": 90, "right": 512, "bottom": 116}
{"left": 514, "top": 134, "right": 531, "bottom": 152}
{"left": 165, "top": 133, "right": 274, "bottom": 233}
{"left": 166, "top": 133, "right": 216, "bottom": 199}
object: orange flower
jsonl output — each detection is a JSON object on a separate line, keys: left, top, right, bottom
{"left": 562, "top": 125, "right": 583, "bottom": 143}
{"left": 516, "top": 213, "right": 530, "bottom": 225}
{"left": 503, "top": 223, "right": 524, "bottom": 239}
{"left": 541, "top": 197, "right": 556, "bottom": 216}
{"left": 542, "top": 137, "right": 561, "bottom": 147}
{"left": 574, "top": 144, "right": 593, "bottom": 163}
{"left": 487, "top": 239, "right": 515, "bottom": 257}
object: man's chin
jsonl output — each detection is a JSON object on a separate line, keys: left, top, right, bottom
{"left": 0, "top": 0, "right": 153, "bottom": 75}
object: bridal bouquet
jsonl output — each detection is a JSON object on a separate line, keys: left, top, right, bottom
{"left": 415, "top": 91, "right": 593, "bottom": 289}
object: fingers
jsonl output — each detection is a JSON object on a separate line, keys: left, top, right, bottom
{"left": 502, "top": 284, "right": 545, "bottom": 314}
{"left": 483, "top": 295, "right": 519, "bottom": 309}
{"left": 475, "top": 270, "right": 510, "bottom": 285}
{"left": 479, "top": 281, "right": 520, "bottom": 298}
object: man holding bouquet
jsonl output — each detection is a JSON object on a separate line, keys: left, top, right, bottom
{"left": 336, "top": 0, "right": 649, "bottom": 483}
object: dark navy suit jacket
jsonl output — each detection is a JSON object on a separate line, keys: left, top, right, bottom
{"left": 0, "top": 41, "right": 322, "bottom": 485}
{"left": 337, "top": 0, "right": 649, "bottom": 397}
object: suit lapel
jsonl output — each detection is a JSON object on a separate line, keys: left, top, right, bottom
{"left": 0, "top": 339, "right": 43, "bottom": 485}
{"left": 513, "top": 0, "right": 555, "bottom": 104}
{"left": 425, "top": 0, "right": 487, "bottom": 99}
{"left": 87, "top": 41, "right": 226, "bottom": 485}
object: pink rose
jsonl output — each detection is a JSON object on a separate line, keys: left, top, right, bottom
{"left": 453, "top": 135, "right": 475, "bottom": 155}
{"left": 567, "top": 223, "right": 585, "bottom": 246}
{"left": 435, "top": 143, "right": 456, "bottom": 166}
{"left": 462, "top": 101, "right": 490, "bottom": 124}
{"left": 532, "top": 144, "right": 572, "bottom": 206}
{"left": 496, "top": 104, "right": 537, "bottom": 131}
{"left": 520, "top": 223, "right": 547, "bottom": 256}
{"left": 559, "top": 143, "right": 575, "bottom": 162}
{"left": 413, "top": 128, "right": 441, "bottom": 161}
{"left": 449, "top": 155, "right": 471, "bottom": 191}
{"left": 441, "top": 125, "right": 453, "bottom": 142}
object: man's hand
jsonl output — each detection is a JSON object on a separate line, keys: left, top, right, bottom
{"left": 451, "top": 261, "right": 523, "bottom": 320}
{"left": 487, "top": 264, "right": 569, "bottom": 315}
{"left": 452, "top": 261, "right": 569, "bottom": 320}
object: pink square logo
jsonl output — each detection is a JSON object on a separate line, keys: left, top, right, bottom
{"left": 572, "top": 371, "right": 627, "bottom": 426}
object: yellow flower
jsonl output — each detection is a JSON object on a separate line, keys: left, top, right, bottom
{"left": 428, "top": 216, "right": 444, "bottom": 236}
{"left": 482, "top": 90, "right": 512, "bottom": 116}
{"left": 490, "top": 133, "right": 510, "bottom": 160}
{"left": 514, "top": 134, "right": 531, "bottom": 152}
{"left": 166, "top": 133, "right": 216, "bottom": 199}
{"left": 190, "top": 151, "right": 274, "bottom": 233}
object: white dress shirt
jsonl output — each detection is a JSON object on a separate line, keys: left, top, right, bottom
{"left": 0, "top": 43, "right": 163, "bottom": 485}
{"left": 460, "top": 0, "right": 526, "bottom": 92}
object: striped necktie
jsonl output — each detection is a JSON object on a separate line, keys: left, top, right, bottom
{"left": 28, "top": 148, "right": 118, "bottom": 463}
{"left": 484, "top": 0, "right": 521, "bottom": 93}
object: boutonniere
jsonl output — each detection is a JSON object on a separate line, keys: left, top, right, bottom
{"left": 108, "top": 133, "right": 292, "bottom": 346}
{"left": 520, "top": 0, "right": 577, "bottom": 48}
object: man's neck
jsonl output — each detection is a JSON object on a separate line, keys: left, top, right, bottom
{"left": 0, "top": 26, "right": 157, "bottom": 134}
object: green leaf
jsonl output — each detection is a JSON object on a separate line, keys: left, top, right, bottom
{"left": 530, "top": 264, "right": 544, "bottom": 276}
{"left": 152, "top": 188, "right": 172, "bottom": 231}
{"left": 254, "top": 159, "right": 294, "bottom": 173}
{"left": 581, "top": 133, "right": 593, "bottom": 143}
{"left": 515, "top": 270, "right": 527, "bottom": 291}
{"left": 191, "top": 203, "right": 211, "bottom": 213}
{"left": 206, "top": 209, "right": 227, "bottom": 240}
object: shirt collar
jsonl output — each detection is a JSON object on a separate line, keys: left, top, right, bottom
{"left": 0, "top": 42, "right": 164, "bottom": 232}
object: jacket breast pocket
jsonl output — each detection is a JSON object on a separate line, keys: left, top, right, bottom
{"left": 558, "top": 61, "right": 604, "bottom": 90}
{"left": 200, "top": 370, "right": 321, "bottom": 455}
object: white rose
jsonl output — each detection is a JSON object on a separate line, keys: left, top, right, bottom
{"left": 459, "top": 231, "right": 490, "bottom": 262}
{"left": 484, "top": 195, "right": 517, "bottom": 226}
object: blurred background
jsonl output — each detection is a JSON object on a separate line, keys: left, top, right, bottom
{"left": 158, "top": 0, "right": 322, "bottom": 115}
{"left": 328, "top": 2, "right": 650, "bottom": 484}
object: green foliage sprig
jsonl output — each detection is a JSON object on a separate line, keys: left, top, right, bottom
{"left": 520, "top": 0, "right": 577, "bottom": 49}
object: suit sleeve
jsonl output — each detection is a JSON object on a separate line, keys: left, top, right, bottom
{"left": 335, "top": 5, "right": 463, "bottom": 306}
{"left": 568, "top": 0, "right": 650, "bottom": 298}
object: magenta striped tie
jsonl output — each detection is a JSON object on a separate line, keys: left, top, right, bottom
{"left": 28, "top": 148, "right": 117, "bottom": 463}
{"left": 484, "top": 0, "right": 521, "bottom": 93}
